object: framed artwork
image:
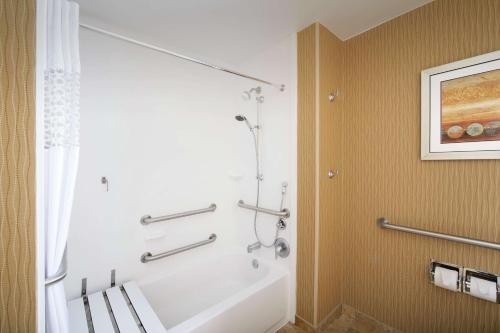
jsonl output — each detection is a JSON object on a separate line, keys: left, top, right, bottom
{"left": 421, "top": 51, "right": 500, "bottom": 160}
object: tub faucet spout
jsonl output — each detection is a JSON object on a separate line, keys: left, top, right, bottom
{"left": 247, "top": 242, "right": 261, "bottom": 253}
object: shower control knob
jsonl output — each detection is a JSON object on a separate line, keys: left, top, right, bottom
{"left": 274, "top": 238, "right": 290, "bottom": 259}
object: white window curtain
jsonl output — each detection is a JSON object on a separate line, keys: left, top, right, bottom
{"left": 44, "top": 0, "right": 80, "bottom": 332}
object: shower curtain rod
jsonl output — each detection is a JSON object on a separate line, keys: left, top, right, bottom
{"left": 79, "top": 23, "right": 285, "bottom": 91}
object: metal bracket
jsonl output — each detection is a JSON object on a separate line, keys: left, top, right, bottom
{"left": 110, "top": 269, "right": 116, "bottom": 287}
{"left": 328, "top": 169, "right": 339, "bottom": 178}
{"left": 277, "top": 218, "right": 287, "bottom": 230}
{"left": 81, "top": 278, "right": 87, "bottom": 297}
{"left": 328, "top": 89, "right": 340, "bottom": 102}
{"left": 101, "top": 176, "right": 109, "bottom": 192}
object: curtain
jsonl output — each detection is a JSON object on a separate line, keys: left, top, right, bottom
{"left": 44, "top": 0, "right": 80, "bottom": 332}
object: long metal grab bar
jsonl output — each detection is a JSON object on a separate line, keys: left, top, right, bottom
{"left": 237, "top": 200, "right": 290, "bottom": 218}
{"left": 378, "top": 218, "right": 500, "bottom": 251}
{"left": 141, "top": 204, "right": 217, "bottom": 225}
{"left": 141, "top": 234, "right": 217, "bottom": 263}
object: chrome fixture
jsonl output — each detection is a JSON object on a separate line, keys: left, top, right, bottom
{"left": 328, "top": 89, "right": 340, "bottom": 102}
{"left": 237, "top": 87, "right": 289, "bottom": 253}
{"left": 274, "top": 238, "right": 290, "bottom": 259}
{"left": 463, "top": 267, "right": 500, "bottom": 303}
{"left": 80, "top": 24, "right": 285, "bottom": 91}
{"left": 429, "top": 260, "right": 462, "bottom": 292}
{"left": 281, "top": 181, "right": 288, "bottom": 194}
{"left": 378, "top": 218, "right": 500, "bottom": 251}
{"left": 238, "top": 200, "right": 290, "bottom": 218}
{"left": 141, "top": 203, "right": 216, "bottom": 225}
{"left": 242, "top": 87, "right": 262, "bottom": 100}
{"left": 81, "top": 278, "right": 87, "bottom": 297}
{"left": 101, "top": 176, "right": 109, "bottom": 192}
{"left": 141, "top": 233, "right": 217, "bottom": 263}
{"left": 247, "top": 241, "right": 262, "bottom": 253}
{"left": 328, "top": 169, "right": 339, "bottom": 178}
{"left": 277, "top": 219, "right": 287, "bottom": 230}
{"left": 236, "top": 109, "right": 262, "bottom": 181}
{"left": 428, "top": 260, "right": 500, "bottom": 303}
{"left": 110, "top": 269, "right": 116, "bottom": 288}
{"left": 45, "top": 248, "right": 68, "bottom": 287}
{"left": 235, "top": 114, "right": 256, "bottom": 131}
{"left": 242, "top": 87, "right": 265, "bottom": 103}
{"left": 45, "top": 270, "right": 67, "bottom": 287}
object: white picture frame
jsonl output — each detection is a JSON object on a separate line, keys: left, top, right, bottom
{"left": 421, "top": 50, "right": 500, "bottom": 160}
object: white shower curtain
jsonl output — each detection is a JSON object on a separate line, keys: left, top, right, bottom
{"left": 44, "top": 1, "right": 80, "bottom": 332}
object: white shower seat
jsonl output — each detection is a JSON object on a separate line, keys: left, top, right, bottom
{"left": 68, "top": 281, "right": 166, "bottom": 333}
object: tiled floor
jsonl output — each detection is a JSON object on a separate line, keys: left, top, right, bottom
{"left": 277, "top": 306, "right": 401, "bottom": 333}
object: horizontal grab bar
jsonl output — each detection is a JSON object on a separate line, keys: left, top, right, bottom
{"left": 378, "top": 218, "right": 500, "bottom": 251}
{"left": 141, "top": 234, "right": 217, "bottom": 263}
{"left": 45, "top": 247, "right": 68, "bottom": 287}
{"left": 237, "top": 200, "right": 290, "bottom": 218}
{"left": 141, "top": 204, "right": 217, "bottom": 225}
{"left": 45, "top": 270, "right": 67, "bottom": 287}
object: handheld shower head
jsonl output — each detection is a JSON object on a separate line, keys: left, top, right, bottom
{"left": 235, "top": 114, "right": 255, "bottom": 131}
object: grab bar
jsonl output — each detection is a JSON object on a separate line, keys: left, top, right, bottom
{"left": 140, "top": 233, "right": 217, "bottom": 263}
{"left": 141, "top": 204, "right": 217, "bottom": 225}
{"left": 378, "top": 218, "right": 500, "bottom": 251}
{"left": 45, "top": 268, "right": 67, "bottom": 287}
{"left": 237, "top": 200, "right": 290, "bottom": 218}
{"left": 45, "top": 247, "right": 68, "bottom": 287}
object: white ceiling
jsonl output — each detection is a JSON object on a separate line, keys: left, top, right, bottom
{"left": 76, "top": 0, "right": 433, "bottom": 66}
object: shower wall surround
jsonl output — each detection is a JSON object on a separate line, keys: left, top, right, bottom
{"left": 297, "top": 0, "right": 500, "bottom": 332}
{"left": 66, "top": 26, "right": 296, "bottom": 311}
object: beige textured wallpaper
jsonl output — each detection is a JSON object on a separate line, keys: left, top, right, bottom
{"left": 0, "top": 0, "right": 37, "bottom": 332}
{"left": 298, "top": 0, "right": 500, "bottom": 332}
{"left": 338, "top": 0, "right": 500, "bottom": 331}
{"left": 297, "top": 24, "right": 318, "bottom": 326}
{"left": 317, "top": 24, "right": 345, "bottom": 324}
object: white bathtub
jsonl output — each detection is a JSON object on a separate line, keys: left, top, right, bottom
{"left": 138, "top": 253, "right": 289, "bottom": 333}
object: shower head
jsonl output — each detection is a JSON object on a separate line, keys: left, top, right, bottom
{"left": 235, "top": 114, "right": 254, "bottom": 131}
{"left": 241, "top": 87, "right": 262, "bottom": 101}
{"left": 241, "top": 91, "right": 251, "bottom": 101}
